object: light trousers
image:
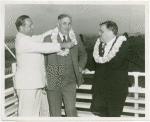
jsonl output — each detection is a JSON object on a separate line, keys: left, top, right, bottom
{"left": 16, "top": 89, "right": 42, "bottom": 117}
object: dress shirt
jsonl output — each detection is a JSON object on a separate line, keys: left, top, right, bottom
{"left": 59, "top": 32, "right": 68, "bottom": 42}
{"left": 103, "top": 37, "right": 116, "bottom": 57}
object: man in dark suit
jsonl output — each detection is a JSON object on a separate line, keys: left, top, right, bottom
{"left": 90, "top": 21, "right": 129, "bottom": 117}
{"left": 44, "top": 14, "right": 87, "bottom": 117}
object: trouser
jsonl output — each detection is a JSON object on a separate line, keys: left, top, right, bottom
{"left": 16, "top": 89, "right": 42, "bottom": 117}
{"left": 46, "top": 81, "right": 77, "bottom": 117}
{"left": 90, "top": 92, "right": 128, "bottom": 117}
{"left": 40, "top": 92, "right": 50, "bottom": 117}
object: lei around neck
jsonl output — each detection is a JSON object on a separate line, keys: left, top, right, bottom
{"left": 93, "top": 36, "right": 127, "bottom": 63}
{"left": 51, "top": 27, "right": 77, "bottom": 56}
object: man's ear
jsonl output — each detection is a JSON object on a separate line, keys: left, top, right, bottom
{"left": 20, "top": 26, "right": 24, "bottom": 31}
{"left": 108, "top": 30, "right": 113, "bottom": 37}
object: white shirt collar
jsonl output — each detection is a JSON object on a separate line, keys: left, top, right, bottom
{"left": 59, "top": 32, "right": 68, "bottom": 42}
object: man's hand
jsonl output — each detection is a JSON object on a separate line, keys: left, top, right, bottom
{"left": 41, "top": 87, "right": 47, "bottom": 95}
{"left": 60, "top": 42, "right": 75, "bottom": 49}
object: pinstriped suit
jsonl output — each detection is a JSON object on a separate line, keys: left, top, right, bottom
{"left": 44, "top": 34, "right": 87, "bottom": 116}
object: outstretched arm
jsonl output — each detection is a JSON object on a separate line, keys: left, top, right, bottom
{"left": 31, "top": 30, "right": 52, "bottom": 43}
{"left": 16, "top": 37, "right": 61, "bottom": 54}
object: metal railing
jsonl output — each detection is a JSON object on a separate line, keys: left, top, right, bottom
{"left": 4, "top": 63, "right": 145, "bottom": 117}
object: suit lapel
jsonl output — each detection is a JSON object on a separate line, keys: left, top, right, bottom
{"left": 55, "top": 35, "right": 63, "bottom": 64}
{"left": 108, "top": 37, "right": 118, "bottom": 54}
{"left": 66, "top": 35, "right": 71, "bottom": 42}
{"left": 68, "top": 37, "right": 75, "bottom": 61}
{"left": 57, "top": 34, "right": 63, "bottom": 43}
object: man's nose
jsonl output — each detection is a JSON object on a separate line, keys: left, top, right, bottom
{"left": 66, "top": 24, "right": 70, "bottom": 29}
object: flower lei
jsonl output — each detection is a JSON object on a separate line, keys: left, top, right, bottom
{"left": 93, "top": 36, "right": 127, "bottom": 63}
{"left": 51, "top": 27, "right": 77, "bottom": 56}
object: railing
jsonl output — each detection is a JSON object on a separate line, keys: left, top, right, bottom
{"left": 4, "top": 63, "right": 145, "bottom": 117}
{"left": 63, "top": 71, "right": 145, "bottom": 117}
{"left": 5, "top": 63, "right": 18, "bottom": 117}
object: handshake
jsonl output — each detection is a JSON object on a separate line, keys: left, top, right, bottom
{"left": 60, "top": 42, "right": 75, "bottom": 49}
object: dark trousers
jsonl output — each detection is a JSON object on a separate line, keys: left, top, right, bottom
{"left": 46, "top": 81, "right": 77, "bottom": 117}
{"left": 91, "top": 92, "right": 128, "bottom": 117}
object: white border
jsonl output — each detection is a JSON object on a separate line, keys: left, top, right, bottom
{"left": 0, "top": 0, "right": 149, "bottom": 121}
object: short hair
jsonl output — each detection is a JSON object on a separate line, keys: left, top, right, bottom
{"left": 100, "top": 21, "right": 118, "bottom": 35}
{"left": 58, "top": 14, "right": 72, "bottom": 22}
{"left": 15, "top": 15, "right": 30, "bottom": 31}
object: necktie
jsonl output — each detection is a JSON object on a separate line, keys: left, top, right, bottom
{"left": 99, "top": 42, "right": 106, "bottom": 57}
{"left": 63, "top": 36, "right": 67, "bottom": 42}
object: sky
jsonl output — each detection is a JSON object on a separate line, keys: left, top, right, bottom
{"left": 5, "top": 3, "right": 145, "bottom": 37}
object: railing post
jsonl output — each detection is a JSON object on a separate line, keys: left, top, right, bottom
{"left": 134, "top": 74, "right": 139, "bottom": 117}
{"left": 11, "top": 63, "right": 18, "bottom": 116}
{"left": 134, "top": 74, "right": 139, "bottom": 100}
{"left": 12, "top": 63, "right": 16, "bottom": 87}
{"left": 12, "top": 63, "right": 16, "bottom": 76}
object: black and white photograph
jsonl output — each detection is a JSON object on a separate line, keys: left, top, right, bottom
{"left": 0, "top": 0, "right": 149, "bottom": 121}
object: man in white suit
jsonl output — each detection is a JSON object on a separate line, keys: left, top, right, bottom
{"left": 14, "top": 15, "right": 75, "bottom": 117}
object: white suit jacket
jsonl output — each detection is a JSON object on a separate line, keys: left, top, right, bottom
{"left": 14, "top": 31, "right": 61, "bottom": 89}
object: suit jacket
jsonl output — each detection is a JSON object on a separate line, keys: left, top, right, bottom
{"left": 44, "top": 34, "right": 87, "bottom": 90}
{"left": 14, "top": 32, "right": 61, "bottom": 89}
{"left": 92, "top": 39, "right": 129, "bottom": 96}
